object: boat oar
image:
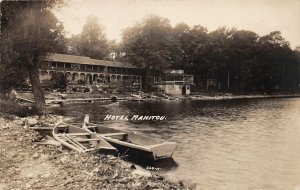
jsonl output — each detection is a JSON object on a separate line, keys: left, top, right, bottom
{"left": 62, "top": 133, "right": 87, "bottom": 151}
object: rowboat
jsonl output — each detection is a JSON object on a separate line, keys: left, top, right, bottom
{"left": 52, "top": 123, "right": 117, "bottom": 153}
{"left": 82, "top": 116, "right": 177, "bottom": 160}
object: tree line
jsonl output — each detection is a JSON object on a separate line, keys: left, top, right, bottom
{"left": 63, "top": 15, "right": 300, "bottom": 93}
{"left": 1, "top": 1, "right": 300, "bottom": 115}
{"left": 119, "top": 16, "right": 300, "bottom": 93}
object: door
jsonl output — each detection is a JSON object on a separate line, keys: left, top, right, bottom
{"left": 182, "top": 86, "right": 186, "bottom": 95}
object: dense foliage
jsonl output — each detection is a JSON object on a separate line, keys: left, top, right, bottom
{"left": 1, "top": 0, "right": 64, "bottom": 114}
{"left": 121, "top": 16, "right": 300, "bottom": 93}
{"left": 67, "top": 16, "right": 110, "bottom": 60}
{"left": 43, "top": 72, "right": 68, "bottom": 90}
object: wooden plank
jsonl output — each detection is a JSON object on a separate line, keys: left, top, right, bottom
{"left": 68, "top": 133, "right": 90, "bottom": 136}
{"left": 76, "top": 138, "right": 100, "bottom": 142}
{"left": 84, "top": 148, "right": 96, "bottom": 152}
{"left": 103, "top": 132, "right": 127, "bottom": 137}
{"left": 29, "top": 127, "right": 53, "bottom": 130}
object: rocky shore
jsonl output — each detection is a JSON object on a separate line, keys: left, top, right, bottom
{"left": 0, "top": 113, "right": 193, "bottom": 190}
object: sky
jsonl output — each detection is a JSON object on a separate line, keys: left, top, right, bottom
{"left": 53, "top": 0, "right": 300, "bottom": 49}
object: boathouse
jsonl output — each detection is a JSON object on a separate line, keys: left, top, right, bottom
{"left": 39, "top": 53, "right": 142, "bottom": 86}
{"left": 153, "top": 70, "right": 194, "bottom": 95}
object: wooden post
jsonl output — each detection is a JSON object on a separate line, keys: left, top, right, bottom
{"left": 84, "top": 114, "right": 90, "bottom": 125}
{"left": 227, "top": 71, "right": 230, "bottom": 89}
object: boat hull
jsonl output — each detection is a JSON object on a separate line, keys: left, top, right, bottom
{"left": 85, "top": 124, "right": 177, "bottom": 160}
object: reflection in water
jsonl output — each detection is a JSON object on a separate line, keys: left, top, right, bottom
{"left": 55, "top": 98, "right": 300, "bottom": 190}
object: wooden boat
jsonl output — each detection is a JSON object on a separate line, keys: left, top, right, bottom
{"left": 131, "top": 93, "right": 143, "bottom": 99}
{"left": 53, "top": 123, "right": 117, "bottom": 153}
{"left": 82, "top": 117, "right": 177, "bottom": 160}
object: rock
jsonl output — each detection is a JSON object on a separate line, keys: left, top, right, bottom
{"left": 112, "top": 170, "right": 119, "bottom": 179}
{"left": 25, "top": 183, "right": 32, "bottom": 189}
{"left": 41, "top": 173, "right": 50, "bottom": 178}
{"left": 39, "top": 115, "right": 46, "bottom": 120}
{"left": 118, "top": 178, "right": 128, "bottom": 184}
{"left": 64, "top": 178, "right": 73, "bottom": 185}
{"left": 107, "top": 160, "right": 115, "bottom": 165}
{"left": 1, "top": 124, "right": 9, "bottom": 130}
{"left": 132, "top": 181, "right": 142, "bottom": 187}
{"left": 14, "top": 120, "right": 24, "bottom": 125}
{"left": 131, "top": 169, "right": 151, "bottom": 177}
{"left": 108, "top": 156, "right": 117, "bottom": 160}
{"left": 60, "top": 155, "right": 68, "bottom": 163}
{"left": 32, "top": 153, "right": 39, "bottom": 159}
{"left": 153, "top": 174, "right": 164, "bottom": 180}
{"left": 27, "top": 118, "right": 38, "bottom": 126}
{"left": 178, "top": 180, "right": 184, "bottom": 187}
{"left": 47, "top": 118, "right": 55, "bottom": 123}
{"left": 146, "top": 181, "right": 158, "bottom": 188}
{"left": 92, "top": 168, "right": 99, "bottom": 173}
{"left": 27, "top": 173, "right": 34, "bottom": 178}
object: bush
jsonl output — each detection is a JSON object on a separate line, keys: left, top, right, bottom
{"left": 77, "top": 79, "right": 86, "bottom": 85}
{"left": 0, "top": 99, "right": 37, "bottom": 117}
{"left": 51, "top": 73, "right": 68, "bottom": 89}
{"left": 42, "top": 73, "right": 68, "bottom": 90}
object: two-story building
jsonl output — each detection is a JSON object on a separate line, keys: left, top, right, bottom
{"left": 39, "top": 53, "right": 142, "bottom": 86}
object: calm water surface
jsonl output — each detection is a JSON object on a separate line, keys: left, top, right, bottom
{"left": 55, "top": 98, "right": 300, "bottom": 190}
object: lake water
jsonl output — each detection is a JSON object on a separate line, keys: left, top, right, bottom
{"left": 55, "top": 98, "right": 300, "bottom": 190}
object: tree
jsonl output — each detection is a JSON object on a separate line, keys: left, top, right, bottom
{"left": 170, "top": 22, "right": 191, "bottom": 69}
{"left": 68, "top": 16, "right": 109, "bottom": 59}
{"left": 121, "top": 15, "right": 173, "bottom": 89}
{"left": 1, "top": 0, "right": 64, "bottom": 115}
{"left": 254, "top": 31, "right": 299, "bottom": 92}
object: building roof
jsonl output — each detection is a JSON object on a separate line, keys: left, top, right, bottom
{"left": 45, "top": 53, "right": 137, "bottom": 69}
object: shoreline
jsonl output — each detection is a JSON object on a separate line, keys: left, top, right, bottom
{"left": 189, "top": 93, "right": 300, "bottom": 101}
{"left": 15, "top": 92, "right": 300, "bottom": 105}
{"left": 0, "top": 113, "right": 193, "bottom": 190}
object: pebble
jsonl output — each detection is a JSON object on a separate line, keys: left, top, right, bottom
{"left": 25, "top": 183, "right": 32, "bottom": 189}
{"left": 27, "top": 173, "right": 34, "bottom": 178}
{"left": 32, "top": 153, "right": 40, "bottom": 159}
{"left": 13, "top": 120, "right": 24, "bottom": 125}
{"left": 1, "top": 124, "right": 9, "bottom": 129}
{"left": 153, "top": 174, "right": 164, "bottom": 180}
{"left": 131, "top": 169, "right": 152, "bottom": 177}
{"left": 132, "top": 181, "right": 142, "bottom": 187}
{"left": 60, "top": 155, "right": 68, "bottom": 163}
{"left": 41, "top": 173, "right": 50, "bottom": 178}
{"left": 27, "top": 118, "right": 38, "bottom": 126}
{"left": 39, "top": 115, "right": 46, "bottom": 120}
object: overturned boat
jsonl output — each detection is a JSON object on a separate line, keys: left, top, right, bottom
{"left": 53, "top": 123, "right": 117, "bottom": 153}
